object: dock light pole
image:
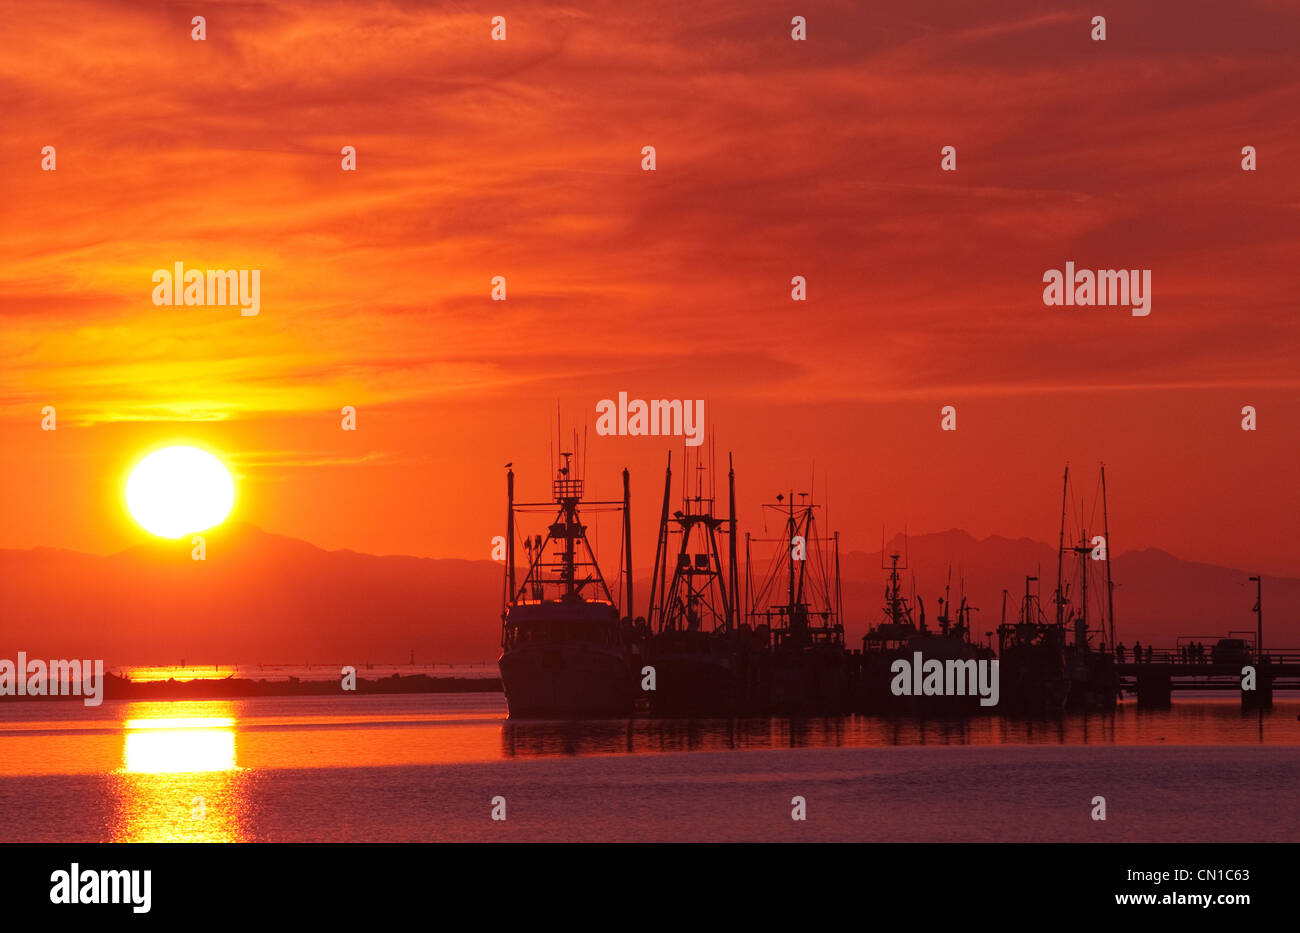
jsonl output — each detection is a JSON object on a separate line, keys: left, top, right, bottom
{"left": 1248, "top": 575, "right": 1262, "bottom": 662}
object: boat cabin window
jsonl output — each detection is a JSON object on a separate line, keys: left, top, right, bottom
{"left": 511, "top": 619, "right": 617, "bottom": 644}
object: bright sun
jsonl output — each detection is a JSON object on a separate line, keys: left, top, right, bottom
{"left": 126, "top": 446, "right": 235, "bottom": 538}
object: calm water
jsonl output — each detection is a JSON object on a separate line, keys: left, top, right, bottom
{"left": 1, "top": 693, "right": 1296, "bottom": 842}
{"left": 114, "top": 663, "right": 499, "bottom": 682}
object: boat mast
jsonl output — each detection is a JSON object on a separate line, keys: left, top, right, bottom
{"left": 653, "top": 448, "right": 736, "bottom": 634}
{"left": 786, "top": 493, "right": 796, "bottom": 613}
{"left": 1077, "top": 521, "right": 1088, "bottom": 649}
{"left": 940, "top": 566, "right": 952, "bottom": 634}
{"left": 505, "top": 467, "right": 515, "bottom": 616}
{"left": 507, "top": 444, "right": 622, "bottom": 609}
{"left": 744, "top": 532, "right": 753, "bottom": 624}
{"left": 1249, "top": 575, "right": 1262, "bottom": 659}
{"left": 1101, "top": 463, "right": 1115, "bottom": 651}
{"left": 623, "top": 467, "right": 633, "bottom": 618}
{"left": 794, "top": 494, "right": 809, "bottom": 611}
{"left": 560, "top": 452, "right": 576, "bottom": 599}
{"left": 647, "top": 453, "right": 672, "bottom": 623}
{"left": 1055, "top": 465, "right": 1068, "bottom": 626}
{"left": 834, "top": 531, "right": 842, "bottom": 629}
{"left": 728, "top": 455, "right": 739, "bottom": 630}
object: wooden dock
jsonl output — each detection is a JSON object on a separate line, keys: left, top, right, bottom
{"left": 1115, "top": 651, "right": 1300, "bottom": 707}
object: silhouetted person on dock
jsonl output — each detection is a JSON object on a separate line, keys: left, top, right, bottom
{"left": 1133, "top": 640, "right": 1143, "bottom": 664}
{"left": 1146, "top": 645, "right": 1154, "bottom": 664}
{"left": 1116, "top": 643, "right": 1126, "bottom": 663}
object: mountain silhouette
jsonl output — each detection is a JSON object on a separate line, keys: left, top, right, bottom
{"left": 842, "top": 530, "right": 1291, "bottom": 650}
{"left": 0, "top": 523, "right": 502, "bottom": 666}
{"left": 0, "top": 525, "right": 1292, "bottom": 665}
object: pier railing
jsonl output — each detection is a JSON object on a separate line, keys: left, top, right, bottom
{"left": 1114, "top": 649, "right": 1300, "bottom": 666}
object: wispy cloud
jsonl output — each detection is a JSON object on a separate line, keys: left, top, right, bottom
{"left": 1, "top": 0, "right": 1297, "bottom": 424}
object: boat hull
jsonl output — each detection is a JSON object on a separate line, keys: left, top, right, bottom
{"left": 999, "top": 644, "right": 1070, "bottom": 715}
{"left": 645, "top": 651, "right": 743, "bottom": 717}
{"left": 1065, "top": 648, "right": 1120, "bottom": 711}
{"left": 770, "top": 646, "right": 848, "bottom": 715}
{"left": 856, "top": 637, "right": 994, "bottom": 715}
{"left": 499, "top": 642, "right": 635, "bottom": 718}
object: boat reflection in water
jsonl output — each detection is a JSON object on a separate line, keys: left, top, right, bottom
{"left": 499, "top": 702, "right": 1294, "bottom": 759}
{"left": 110, "top": 701, "right": 249, "bottom": 842}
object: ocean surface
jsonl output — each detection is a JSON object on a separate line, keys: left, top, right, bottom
{"left": 113, "top": 663, "right": 500, "bottom": 682}
{"left": 1, "top": 693, "right": 1296, "bottom": 842}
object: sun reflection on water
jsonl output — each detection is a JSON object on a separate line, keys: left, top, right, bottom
{"left": 110, "top": 702, "right": 250, "bottom": 842}
{"left": 124, "top": 717, "right": 236, "bottom": 774}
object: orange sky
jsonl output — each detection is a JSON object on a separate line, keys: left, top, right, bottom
{"left": 3, "top": 0, "right": 1299, "bottom": 575}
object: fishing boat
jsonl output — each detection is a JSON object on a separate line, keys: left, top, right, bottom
{"left": 997, "top": 465, "right": 1121, "bottom": 713}
{"left": 745, "top": 490, "right": 848, "bottom": 715}
{"left": 1053, "top": 465, "right": 1121, "bottom": 711}
{"left": 498, "top": 450, "right": 640, "bottom": 718}
{"left": 996, "top": 575, "right": 1070, "bottom": 714}
{"left": 644, "top": 449, "right": 757, "bottom": 716}
{"left": 857, "top": 553, "right": 995, "bottom": 714}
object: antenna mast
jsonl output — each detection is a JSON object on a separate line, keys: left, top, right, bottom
{"left": 1056, "top": 465, "right": 1068, "bottom": 625}
{"left": 1101, "top": 463, "right": 1115, "bottom": 650}
{"left": 647, "top": 453, "right": 673, "bottom": 622}
{"left": 504, "top": 467, "right": 516, "bottom": 619}
{"left": 623, "top": 467, "right": 633, "bottom": 618}
{"left": 729, "top": 454, "right": 739, "bottom": 630}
